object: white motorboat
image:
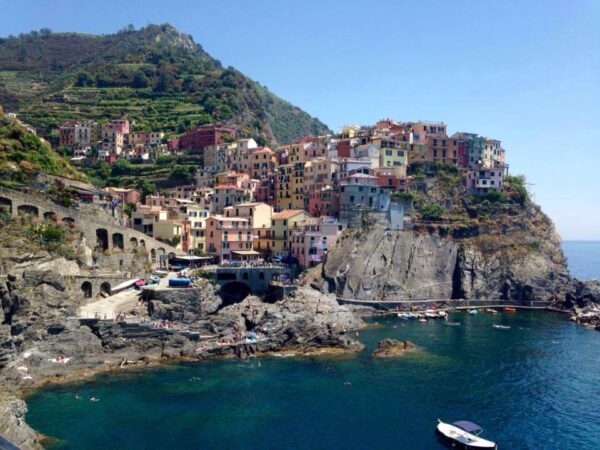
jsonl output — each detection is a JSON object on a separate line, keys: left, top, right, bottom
{"left": 397, "top": 312, "right": 417, "bottom": 320}
{"left": 469, "top": 309, "right": 478, "bottom": 315}
{"left": 492, "top": 324, "right": 511, "bottom": 330}
{"left": 436, "top": 419, "right": 497, "bottom": 449}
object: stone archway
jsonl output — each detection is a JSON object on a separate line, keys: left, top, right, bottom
{"left": 17, "top": 204, "right": 39, "bottom": 217}
{"left": 96, "top": 228, "right": 109, "bottom": 251}
{"left": 219, "top": 281, "right": 251, "bottom": 306}
{"left": 0, "top": 196, "right": 12, "bottom": 214}
{"left": 151, "top": 248, "right": 156, "bottom": 262}
{"left": 112, "top": 233, "right": 124, "bottom": 251}
{"left": 62, "top": 217, "right": 75, "bottom": 226}
{"left": 81, "top": 281, "right": 93, "bottom": 299}
{"left": 130, "top": 237, "right": 138, "bottom": 247}
{"left": 100, "top": 282, "right": 111, "bottom": 296}
{"left": 43, "top": 211, "right": 57, "bottom": 221}
{"left": 139, "top": 239, "right": 146, "bottom": 248}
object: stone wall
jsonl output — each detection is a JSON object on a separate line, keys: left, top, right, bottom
{"left": 0, "top": 186, "right": 180, "bottom": 264}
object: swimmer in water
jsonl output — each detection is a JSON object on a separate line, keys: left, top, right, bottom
{"left": 90, "top": 397, "right": 99, "bottom": 402}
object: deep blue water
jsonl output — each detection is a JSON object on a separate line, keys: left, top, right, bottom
{"left": 25, "top": 242, "right": 600, "bottom": 450}
{"left": 26, "top": 312, "right": 600, "bottom": 450}
{"left": 562, "top": 240, "right": 600, "bottom": 280}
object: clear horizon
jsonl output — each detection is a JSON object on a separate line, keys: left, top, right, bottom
{"left": 1, "top": 0, "right": 599, "bottom": 240}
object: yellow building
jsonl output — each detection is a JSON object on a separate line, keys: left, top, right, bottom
{"left": 186, "top": 206, "right": 210, "bottom": 254}
{"left": 379, "top": 140, "right": 408, "bottom": 177}
{"left": 276, "top": 164, "right": 293, "bottom": 211}
{"left": 224, "top": 202, "right": 273, "bottom": 254}
{"left": 291, "top": 162, "right": 305, "bottom": 210}
{"left": 153, "top": 220, "right": 187, "bottom": 251}
{"left": 270, "top": 209, "right": 309, "bottom": 257}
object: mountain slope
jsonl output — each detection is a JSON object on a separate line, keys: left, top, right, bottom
{"left": 0, "top": 107, "right": 85, "bottom": 183}
{"left": 0, "top": 24, "right": 330, "bottom": 143}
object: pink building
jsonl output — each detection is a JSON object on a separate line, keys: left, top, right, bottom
{"left": 465, "top": 168, "right": 504, "bottom": 194}
{"left": 290, "top": 217, "right": 347, "bottom": 268}
{"left": 205, "top": 215, "right": 256, "bottom": 262}
{"left": 111, "top": 119, "right": 130, "bottom": 134}
{"left": 307, "top": 188, "right": 339, "bottom": 217}
{"left": 105, "top": 187, "right": 141, "bottom": 205}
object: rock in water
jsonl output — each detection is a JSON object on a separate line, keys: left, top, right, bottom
{"left": 372, "top": 339, "right": 416, "bottom": 357}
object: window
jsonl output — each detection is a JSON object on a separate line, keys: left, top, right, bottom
{"left": 385, "top": 149, "right": 392, "bottom": 156}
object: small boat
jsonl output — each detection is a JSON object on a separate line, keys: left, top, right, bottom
{"left": 134, "top": 279, "right": 145, "bottom": 288}
{"left": 438, "top": 311, "right": 448, "bottom": 318}
{"left": 149, "top": 275, "right": 161, "bottom": 284}
{"left": 469, "top": 309, "right": 478, "bottom": 315}
{"left": 397, "top": 312, "right": 417, "bottom": 320}
{"left": 419, "top": 318, "right": 427, "bottom": 323}
{"left": 504, "top": 307, "right": 517, "bottom": 313}
{"left": 436, "top": 419, "right": 497, "bottom": 449}
{"left": 168, "top": 277, "right": 191, "bottom": 288}
{"left": 492, "top": 324, "right": 511, "bottom": 330}
{"left": 444, "top": 321, "right": 462, "bottom": 327}
{"left": 485, "top": 308, "right": 498, "bottom": 314}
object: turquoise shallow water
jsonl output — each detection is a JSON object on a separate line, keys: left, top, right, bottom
{"left": 26, "top": 312, "right": 600, "bottom": 450}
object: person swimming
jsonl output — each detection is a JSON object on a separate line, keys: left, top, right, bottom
{"left": 90, "top": 397, "right": 99, "bottom": 402}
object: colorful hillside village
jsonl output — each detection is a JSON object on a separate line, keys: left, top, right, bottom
{"left": 57, "top": 118, "right": 508, "bottom": 267}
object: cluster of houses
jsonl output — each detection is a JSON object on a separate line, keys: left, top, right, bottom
{"left": 59, "top": 118, "right": 509, "bottom": 267}
{"left": 59, "top": 119, "right": 166, "bottom": 163}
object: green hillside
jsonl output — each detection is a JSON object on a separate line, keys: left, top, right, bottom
{"left": 0, "top": 24, "right": 330, "bottom": 144}
{"left": 0, "top": 107, "right": 86, "bottom": 184}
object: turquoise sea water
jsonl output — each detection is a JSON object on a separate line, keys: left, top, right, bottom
{"left": 26, "top": 312, "right": 600, "bottom": 450}
{"left": 25, "top": 242, "right": 600, "bottom": 450}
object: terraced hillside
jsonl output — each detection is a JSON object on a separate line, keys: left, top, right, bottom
{"left": 0, "top": 24, "right": 330, "bottom": 144}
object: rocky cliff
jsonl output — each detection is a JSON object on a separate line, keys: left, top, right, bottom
{"left": 324, "top": 170, "right": 597, "bottom": 306}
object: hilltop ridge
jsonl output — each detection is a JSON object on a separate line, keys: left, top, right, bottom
{"left": 0, "top": 24, "right": 330, "bottom": 144}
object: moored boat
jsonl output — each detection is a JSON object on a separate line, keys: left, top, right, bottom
{"left": 492, "top": 324, "right": 511, "bottom": 330}
{"left": 504, "top": 307, "right": 517, "bottom": 313}
{"left": 469, "top": 309, "right": 478, "bottom": 315}
{"left": 436, "top": 419, "right": 497, "bottom": 449}
{"left": 485, "top": 308, "right": 498, "bottom": 314}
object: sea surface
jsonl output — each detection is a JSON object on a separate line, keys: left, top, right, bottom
{"left": 25, "top": 242, "right": 600, "bottom": 450}
{"left": 562, "top": 240, "right": 600, "bottom": 280}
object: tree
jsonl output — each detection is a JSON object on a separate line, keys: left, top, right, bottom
{"left": 169, "top": 165, "right": 194, "bottom": 184}
{"left": 131, "top": 71, "right": 149, "bottom": 89}
{"left": 97, "top": 163, "right": 111, "bottom": 179}
{"left": 155, "top": 71, "right": 176, "bottom": 93}
{"left": 135, "top": 179, "right": 156, "bottom": 199}
{"left": 420, "top": 203, "right": 444, "bottom": 220}
{"left": 75, "top": 71, "right": 94, "bottom": 87}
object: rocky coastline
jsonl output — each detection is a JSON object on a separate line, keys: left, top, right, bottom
{"left": 1, "top": 218, "right": 600, "bottom": 449}
{"left": 0, "top": 250, "right": 365, "bottom": 449}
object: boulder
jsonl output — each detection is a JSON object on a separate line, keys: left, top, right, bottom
{"left": 372, "top": 338, "right": 416, "bottom": 357}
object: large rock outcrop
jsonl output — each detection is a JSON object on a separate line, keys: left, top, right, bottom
{"left": 324, "top": 207, "right": 583, "bottom": 304}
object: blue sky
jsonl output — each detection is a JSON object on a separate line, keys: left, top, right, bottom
{"left": 1, "top": 0, "right": 599, "bottom": 239}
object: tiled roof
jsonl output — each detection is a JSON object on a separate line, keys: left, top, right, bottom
{"left": 273, "top": 209, "right": 305, "bottom": 220}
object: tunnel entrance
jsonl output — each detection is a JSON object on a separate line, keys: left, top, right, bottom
{"left": 219, "top": 281, "right": 251, "bottom": 306}
{"left": 81, "top": 281, "right": 93, "bottom": 299}
{"left": 96, "top": 228, "right": 109, "bottom": 251}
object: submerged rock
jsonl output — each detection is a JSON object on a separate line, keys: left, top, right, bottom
{"left": 372, "top": 339, "right": 416, "bottom": 357}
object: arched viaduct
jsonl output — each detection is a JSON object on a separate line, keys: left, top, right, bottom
{"left": 0, "top": 186, "right": 181, "bottom": 263}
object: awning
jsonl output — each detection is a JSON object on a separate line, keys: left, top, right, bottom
{"left": 171, "top": 256, "right": 212, "bottom": 261}
{"left": 453, "top": 421, "right": 483, "bottom": 433}
{"left": 231, "top": 250, "right": 260, "bottom": 255}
